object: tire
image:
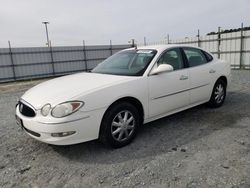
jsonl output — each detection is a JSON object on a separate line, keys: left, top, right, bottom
{"left": 99, "top": 102, "right": 140, "bottom": 148}
{"left": 208, "top": 79, "right": 227, "bottom": 108}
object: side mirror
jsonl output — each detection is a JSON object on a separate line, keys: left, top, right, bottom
{"left": 150, "top": 64, "right": 173, "bottom": 75}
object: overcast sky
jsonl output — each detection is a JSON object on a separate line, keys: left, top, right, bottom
{"left": 0, "top": 0, "right": 249, "bottom": 47}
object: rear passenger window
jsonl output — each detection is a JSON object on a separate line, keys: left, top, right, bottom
{"left": 202, "top": 50, "right": 213, "bottom": 62}
{"left": 183, "top": 48, "right": 207, "bottom": 67}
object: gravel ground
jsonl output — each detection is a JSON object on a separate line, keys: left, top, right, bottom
{"left": 0, "top": 70, "right": 249, "bottom": 188}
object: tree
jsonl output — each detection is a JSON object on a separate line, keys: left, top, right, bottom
{"left": 207, "top": 27, "right": 250, "bottom": 35}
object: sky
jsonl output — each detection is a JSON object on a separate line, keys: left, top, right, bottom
{"left": 0, "top": 0, "right": 249, "bottom": 47}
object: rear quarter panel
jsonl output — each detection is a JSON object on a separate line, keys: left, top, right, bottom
{"left": 211, "top": 58, "right": 231, "bottom": 88}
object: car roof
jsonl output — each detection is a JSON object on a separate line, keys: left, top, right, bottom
{"left": 123, "top": 44, "right": 203, "bottom": 53}
{"left": 138, "top": 44, "right": 180, "bottom": 51}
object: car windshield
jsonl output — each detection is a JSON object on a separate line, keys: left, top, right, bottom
{"left": 92, "top": 49, "right": 157, "bottom": 76}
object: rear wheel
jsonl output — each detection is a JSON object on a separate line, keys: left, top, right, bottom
{"left": 99, "top": 102, "right": 140, "bottom": 148}
{"left": 208, "top": 79, "right": 226, "bottom": 108}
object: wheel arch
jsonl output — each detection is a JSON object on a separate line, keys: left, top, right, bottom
{"left": 105, "top": 96, "right": 144, "bottom": 124}
{"left": 208, "top": 75, "right": 227, "bottom": 108}
{"left": 98, "top": 96, "right": 145, "bottom": 138}
{"left": 217, "top": 75, "right": 227, "bottom": 87}
{"left": 209, "top": 75, "right": 228, "bottom": 102}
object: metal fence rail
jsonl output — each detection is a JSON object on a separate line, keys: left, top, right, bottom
{"left": 139, "top": 24, "right": 250, "bottom": 69}
{"left": 0, "top": 43, "right": 131, "bottom": 83}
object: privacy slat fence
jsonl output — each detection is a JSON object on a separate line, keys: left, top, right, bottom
{"left": 1, "top": 26, "right": 250, "bottom": 84}
{"left": 140, "top": 27, "right": 250, "bottom": 69}
{"left": 0, "top": 44, "right": 131, "bottom": 83}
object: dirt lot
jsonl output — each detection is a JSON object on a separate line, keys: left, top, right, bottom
{"left": 0, "top": 70, "right": 249, "bottom": 188}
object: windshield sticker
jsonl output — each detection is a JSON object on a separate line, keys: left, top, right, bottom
{"left": 137, "top": 50, "right": 153, "bottom": 54}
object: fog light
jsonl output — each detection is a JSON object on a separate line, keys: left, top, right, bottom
{"left": 51, "top": 131, "right": 76, "bottom": 137}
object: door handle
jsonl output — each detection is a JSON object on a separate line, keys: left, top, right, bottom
{"left": 209, "top": 69, "right": 216, "bottom": 73}
{"left": 180, "top": 75, "right": 188, "bottom": 80}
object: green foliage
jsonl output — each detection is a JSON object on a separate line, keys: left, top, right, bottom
{"left": 207, "top": 27, "right": 250, "bottom": 35}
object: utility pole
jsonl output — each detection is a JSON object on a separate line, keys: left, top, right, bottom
{"left": 42, "top": 21, "right": 50, "bottom": 47}
{"left": 42, "top": 21, "right": 55, "bottom": 74}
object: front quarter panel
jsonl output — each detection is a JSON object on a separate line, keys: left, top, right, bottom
{"left": 77, "top": 77, "right": 148, "bottom": 119}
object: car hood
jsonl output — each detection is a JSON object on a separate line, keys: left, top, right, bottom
{"left": 21, "top": 72, "right": 136, "bottom": 109}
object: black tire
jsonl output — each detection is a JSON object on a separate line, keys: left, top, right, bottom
{"left": 208, "top": 79, "right": 227, "bottom": 108}
{"left": 99, "top": 102, "right": 140, "bottom": 148}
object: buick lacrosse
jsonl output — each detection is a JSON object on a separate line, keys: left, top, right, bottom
{"left": 16, "top": 45, "right": 231, "bottom": 148}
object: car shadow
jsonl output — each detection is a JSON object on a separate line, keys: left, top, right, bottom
{"left": 51, "top": 91, "right": 248, "bottom": 164}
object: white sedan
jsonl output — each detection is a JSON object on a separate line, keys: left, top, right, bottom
{"left": 16, "top": 45, "right": 231, "bottom": 148}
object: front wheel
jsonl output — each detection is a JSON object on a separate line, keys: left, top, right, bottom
{"left": 99, "top": 102, "right": 140, "bottom": 148}
{"left": 208, "top": 79, "right": 226, "bottom": 108}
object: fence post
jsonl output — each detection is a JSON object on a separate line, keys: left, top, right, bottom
{"left": 131, "top": 39, "right": 136, "bottom": 47}
{"left": 82, "top": 40, "right": 88, "bottom": 71}
{"left": 167, "top": 34, "right": 170, "bottom": 44}
{"left": 239, "top": 23, "right": 244, "bottom": 69}
{"left": 8, "top": 41, "right": 16, "bottom": 81}
{"left": 110, "top": 40, "right": 113, "bottom": 56}
{"left": 217, "top": 27, "right": 221, "bottom": 59}
{"left": 197, "top": 29, "right": 201, "bottom": 47}
{"left": 48, "top": 41, "right": 55, "bottom": 75}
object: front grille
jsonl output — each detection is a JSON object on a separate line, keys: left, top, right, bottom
{"left": 19, "top": 101, "right": 36, "bottom": 117}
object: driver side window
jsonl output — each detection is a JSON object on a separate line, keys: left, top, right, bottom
{"left": 157, "top": 48, "right": 184, "bottom": 71}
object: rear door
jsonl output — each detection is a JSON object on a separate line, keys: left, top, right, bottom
{"left": 182, "top": 47, "right": 213, "bottom": 105}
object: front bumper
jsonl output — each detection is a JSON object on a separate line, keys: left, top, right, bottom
{"left": 15, "top": 105, "right": 106, "bottom": 145}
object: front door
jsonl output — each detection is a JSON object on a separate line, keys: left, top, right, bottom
{"left": 148, "top": 48, "right": 189, "bottom": 118}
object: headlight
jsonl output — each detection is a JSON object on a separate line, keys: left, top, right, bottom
{"left": 41, "top": 104, "right": 51, "bottom": 116}
{"left": 51, "top": 101, "right": 84, "bottom": 118}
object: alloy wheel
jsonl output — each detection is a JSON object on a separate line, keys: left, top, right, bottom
{"left": 111, "top": 110, "right": 135, "bottom": 142}
{"left": 214, "top": 83, "right": 224, "bottom": 104}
